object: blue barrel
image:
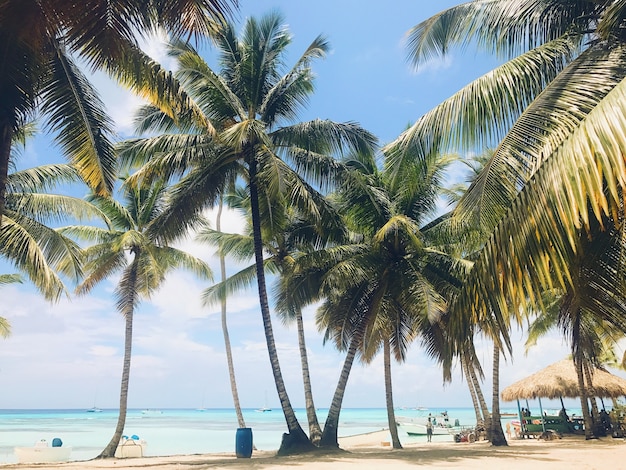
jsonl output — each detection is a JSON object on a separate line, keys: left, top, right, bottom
{"left": 235, "top": 427, "right": 253, "bottom": 458}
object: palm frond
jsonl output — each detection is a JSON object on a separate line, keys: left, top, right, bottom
{"left": 41, "top": 44, "right": 116, "bottom": 195}
{"left": 386, "top": 35, "right": 578, "bottom": 160}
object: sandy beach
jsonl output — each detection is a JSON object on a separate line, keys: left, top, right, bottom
{"left": 1, "top": 430, "right": 624, "bottom": 470}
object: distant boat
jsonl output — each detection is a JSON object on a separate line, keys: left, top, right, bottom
{"left": 86, "top": 407, "right": 102, "bottom": 413}
{"left": 256, "top": 391, "right": 271, "bottom": 412}
{"left": 15, "top": 439, "right": 71, "bottom": 464}
{"left": 141, "top": 409, "right": 162, "bottom": 415}
{"left": 416, "top": 406, "right": 429, "bottom": 411}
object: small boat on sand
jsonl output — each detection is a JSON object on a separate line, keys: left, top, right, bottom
{"left": 14, "top": 439, "right": 71, "bottom": 463}
{"left": 396, "top": 411, "right": 461, "bottom": 436}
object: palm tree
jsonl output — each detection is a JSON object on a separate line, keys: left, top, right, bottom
{"left": 524, "top": 213, "right": 626, "bottom": 438}
{"left": 61, "top": 180, "right": 212, "bottom": 458}
{"left": 116, "top": 12, "right": 376, "bottom": 454}
{"left": 199, "top": 188, "right": 336, "bottom": 444}
{"left": 0, "top": 0, "right": 237, "bottom": 228}
{"left": 280, "top": 147, "right": 465, "bottom": 449}
{"left": 395, "top": 1, "right": 626, "bottom": 364}
{"left": 215, "top": 194, "right": 246, "bottom": 429}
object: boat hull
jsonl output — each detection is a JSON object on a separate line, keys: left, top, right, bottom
{"left": 398, "top": 422, "right": 453, "bottom": 436}
{"left": 14, "top": 446, "right": 72, "bottom": 463}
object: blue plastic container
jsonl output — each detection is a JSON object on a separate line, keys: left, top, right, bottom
{"left": 235, "top": 427, "right": 253, "bottom": 458}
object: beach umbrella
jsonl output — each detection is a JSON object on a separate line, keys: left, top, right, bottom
{"left": 501, "top": 359, "right": 626, "bottom": 401}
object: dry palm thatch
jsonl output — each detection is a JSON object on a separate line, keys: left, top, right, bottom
{"left": 501, "top": 359, "right": 626, "bottom": 401}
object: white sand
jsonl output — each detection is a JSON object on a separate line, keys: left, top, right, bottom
{"left": 1, "top": 430, "right": 624, "bottom": 469}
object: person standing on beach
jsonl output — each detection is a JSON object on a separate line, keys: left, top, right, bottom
{"left": 426, "top": 417, "right": 433, "bottom": 442}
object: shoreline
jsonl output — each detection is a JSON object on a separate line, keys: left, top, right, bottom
{"left": 1, "top": 429, "right": 624, "bottom": 469}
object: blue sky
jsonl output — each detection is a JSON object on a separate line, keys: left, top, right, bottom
{"left": 0, "top": 1, "right": 609, "bottom": 412}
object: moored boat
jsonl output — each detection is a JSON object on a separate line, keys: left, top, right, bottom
{"left": 396, "top": 411, "right": 461, "bottom": 436}
{"left": 14, "top": 439, "right": 71, "bottom": 463}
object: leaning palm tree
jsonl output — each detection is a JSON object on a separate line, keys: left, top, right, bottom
{"left": 280, "top": 148, "right": 466, "bottom": 449}
{"left": 199, "top": 187, "right": 338, "bottom": 445}
{"left": 396, "top": 1, "right": 626, "bottom": 367}
{"left": 117, "top": 12, "right": 376, "bottom": 454}
{"left": 61, "top": 180, "right": 211, "bottom": 458}
{"left": 0, "top": 0, "right": 237, "bottom": 227}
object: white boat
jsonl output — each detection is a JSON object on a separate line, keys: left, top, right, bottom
{"left": 396, "top": 419, "right": 455, "bottom": 436}
{"left": 141, "top": 409, "right": 162, "bottom": 415}
{"left": 14, "top": 439, "right": 71, "bottom": 463}
{"left": 256, "top": 391, "right": 271, "bottom": 412}
{"left": 86, "top": 406, "right": 102, "bottom": 413}
{"left": 396, "top": 412, "right": 461, "bottom": 436}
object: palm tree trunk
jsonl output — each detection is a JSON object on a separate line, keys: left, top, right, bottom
{"left": 574, "top": 355, "right": 594, "bottom": 439}
{"left": 248, "top": 158, "right": 313, "bottom": 455}
{"left": 467, "top": 355, "right": 490, "bottom": 434}
{"left": 217, "top": 197, "right": 246, "bottom": 429}
{"left": 490, "top": 341, "right": 507, "bottom": 446}
{"left": 319, "top": 333, "right": 361, "bottom": 448}
{"left": 295, "top": 307, "right": 322, "bottom": 445}
{"left": 462, "top": 354, "right": 483, "bottom": 426}
{"left": 583, "top": 361, "right": 602, "bottom": 436}
{"left": 98, "top": 257, "right": 139, "bottom": 458}
{"left": 383, "top": 339, "right": 402, "bottom": 449}
{"left": 0, "top": 121, "right": 13, "bottom": 229}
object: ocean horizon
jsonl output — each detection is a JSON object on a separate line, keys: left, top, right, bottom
{"left": 0, "top": 406, "right": 557, "bottom": 464}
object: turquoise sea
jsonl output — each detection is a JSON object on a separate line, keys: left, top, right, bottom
{"left": 0, "top": 407, "right": 527, "bottom": 464}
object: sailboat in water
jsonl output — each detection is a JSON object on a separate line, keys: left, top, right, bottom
{"left": 256, "top": 391, "right": 271, "bottom": 412}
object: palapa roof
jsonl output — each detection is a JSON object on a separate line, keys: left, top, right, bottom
{"left": 501, "top": 359, "right": 626, "bottom": 401}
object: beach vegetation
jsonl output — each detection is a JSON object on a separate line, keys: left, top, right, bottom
{"left": 61, "top": 179, "right": 212, "bottom": 458}
{"left": 400, "top": 0, "right": 626, "bottom": 442}
{"left": 199, "top": 185, "right": 346, "bottom": 445}
{"left": 278, "top": 147, "right": 466, "bottom": 449}
{"left": 0, "top": 0, "right": 237, "bottom": 230}
{"left": 115, "top": 12, "right": 376, "bottom": 454}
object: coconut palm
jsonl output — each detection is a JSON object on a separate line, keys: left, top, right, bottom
{"left": 61, "top": 180, "right": 211, "bottom": 458}
{"left": 116, "top": 12, "right": 376, "bottom": 453}
{"left": 0, "top": 0, "right": 237, "bottom": 228}
{"left": 214, "top": 194, "right": 246, "bottom": 429}
{"left": 396, "top": 0, "right": 626, "bottom": 351}
{"left": 390, "top": 2, "right": 626, "bottom": 443}
{"left": 524, "top": 211, "right": 626, "bottom": 438}
{"left": 199, "top": 189, "right": 333, "bottom": 444}
{"left": 279, "top": 147, "right": 466, "bottom": 449}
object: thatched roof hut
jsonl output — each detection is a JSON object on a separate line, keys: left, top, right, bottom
{"left": 501, "top": 359, "right": 626, "bottom": 401}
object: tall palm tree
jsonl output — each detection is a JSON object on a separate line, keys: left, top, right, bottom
{"left": 199, "top": 188, "right": 336, "bottom": 444}
{"left": 215, "top": 194, "right": 246, "bottom": 429}
{"left": 116, "top": 12, "right": 376, "bottom": 453}
{"left": 395, "top": 1, "right": 626, "bottom": 365}
{"left": 0, "top": 0, "right": 237, "bottom": 228}
{"left": 61, "top": 180, "right": 212, "bottom": 458}
{"left": 281, "top": 148, "right": 465, "bottom": 449}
